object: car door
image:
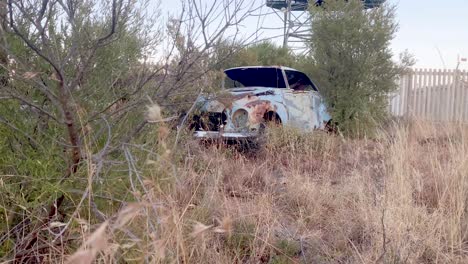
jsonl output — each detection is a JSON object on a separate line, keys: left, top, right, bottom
{"left": 308, "top": 80, "right": 332, "bottom": 129}
{"left": 283, "top": 70, "right": 316, "bottom": 131}
{"left": 307, "top": 90, "right": 324, "bottom": 129}
{"left": 283, "top": 89, "right": 310, "bottom": 128}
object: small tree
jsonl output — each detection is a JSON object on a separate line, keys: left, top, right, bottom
{"left": 0, "top": 0, "right": 265, "bottom": 260}
{"left": 211, "top": 41, "right": 296, "bottom": 70}
{"left": 308, "top": 0, "right": 404, "bottom": 136}
{"left": 208, "top": 40, "right": 297, "bottom": 89}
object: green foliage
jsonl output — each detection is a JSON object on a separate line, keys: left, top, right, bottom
{"left": 225, "top": 221, "right": 256, "bottom": 259}
{"left": 307, "top": 0, "right": 404, "bottom": 137}
{"left": 242, "top": 42, "right": 296, "bottom": 67}
{"left": 0, "top": 101, "right": 66, "bottom": 235}
{"left": 0, "top": 1, "right": 155, "bottom": 249}
{"left": 212, "top": 41, "right": 296, "bottom": 70}
{"left": 209, "top": 41, "right": 297, "bottom": 89}
{"left": 270, "top": 239, "right": 301, "bottom": 263}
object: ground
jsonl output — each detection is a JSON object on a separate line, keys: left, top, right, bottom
{"left": 10, "top": 121, "right": 468, "bottom": 263}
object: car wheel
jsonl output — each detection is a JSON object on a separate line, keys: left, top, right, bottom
{"left": 259, "top": 111, "right": 282, "bottom": 134}
{"left": 325, "top": 119, "right": 338, "bottom": 134}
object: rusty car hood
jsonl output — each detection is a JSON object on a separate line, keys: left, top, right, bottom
{"left": 227, "top": 87, "right": 277, "bottom": 95}
{"left": 198, "top": 87, "right": 280, "bottom": 113}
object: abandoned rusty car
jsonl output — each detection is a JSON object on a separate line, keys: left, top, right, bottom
{"left": 192, "top": 66, "right": 332, "bottom": 140}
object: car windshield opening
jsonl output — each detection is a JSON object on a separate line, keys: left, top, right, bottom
{"left": 224, "top": 68, "right": 287, "bottom": 88}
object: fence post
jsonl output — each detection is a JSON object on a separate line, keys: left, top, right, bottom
{"left": 405, "top": 70, "right": 413, "bottom": 119}
{"left": 460, "top": 70, "right": 468, "bottom": 123}
{"left": 453, "top": 70, "right": 458, "bottom": 122}
{"left": 435, "top": 69, "right": 441, "bottom": 121}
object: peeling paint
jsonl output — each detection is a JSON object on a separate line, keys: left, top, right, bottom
{"left": 247, "top": 100, "right": 276, "bottom": 124}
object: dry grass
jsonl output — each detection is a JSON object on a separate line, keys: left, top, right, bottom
{"left": 4, "top": 121, "right": 468, "bottom": 263}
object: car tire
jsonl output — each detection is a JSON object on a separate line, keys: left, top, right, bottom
{"left": 258, "top": 111, "right": 282, "bottom": 134}
{"left": 325, "top": 119, "right": 338, "bottom": 134}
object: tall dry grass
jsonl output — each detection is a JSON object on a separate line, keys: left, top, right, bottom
{"left": 7, "top": 121, "right": 468, "bottom": 263}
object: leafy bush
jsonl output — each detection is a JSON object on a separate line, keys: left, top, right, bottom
{"left": 307, "top": 0, "right": 412, "bottom": 136}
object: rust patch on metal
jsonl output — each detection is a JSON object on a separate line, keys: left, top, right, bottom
{"left": 215, "top": 92, "right": 255, "bottom": 109}
{"left": 245, "top": 99, "right": 271, "bottom": 108}
{"left": 247, "top": 100, "right": 277, "bottom": 124}
{"left": 233, "top": 92, "right": 255, "bottom": 100}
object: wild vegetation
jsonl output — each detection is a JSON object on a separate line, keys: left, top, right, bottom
{"left": 4, "top": 120, "right": 468, "bottom": 263}
{"left": 0, "top": 0, "right": 466, "bottom": 263}
{"left": 305, "top": 0, "right": 415, "bottom": 136}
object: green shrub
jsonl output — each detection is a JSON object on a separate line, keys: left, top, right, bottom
{"left": 306, "top": 0, "right": 413, "bottom": 137}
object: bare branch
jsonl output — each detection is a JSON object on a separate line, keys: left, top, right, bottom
{"left": 96, "top": 0, "right": 122, "bottom": 46}
{"left": 7, "top": 0, "right": 63, "bottom": 80}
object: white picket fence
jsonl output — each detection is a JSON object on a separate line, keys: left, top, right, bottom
{"left": 389, "top": 69, "right": 468, "bottom": 122}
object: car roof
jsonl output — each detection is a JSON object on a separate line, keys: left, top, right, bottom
{"left": 224, "top": 65, "right": 299, "bottom": 72}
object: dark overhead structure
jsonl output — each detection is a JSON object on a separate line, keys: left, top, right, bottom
{"left": 265, "top": 0, "right": 387, "bottom": 50}
{"left": 267, "top": 0, "right": 386, "bottom": 10}
{"left": 266, "top": 0, "right": 309, "bottom": 11}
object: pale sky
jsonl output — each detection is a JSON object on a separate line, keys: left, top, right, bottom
{"left": 159, "top": 0, "right": 468, "bottom": 70}
{"left": 391, "top": 0, "right": 468, "bottom": 70}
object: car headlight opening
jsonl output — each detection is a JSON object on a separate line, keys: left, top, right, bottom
{"left": 232, "top": 109, "right": 249, "bottom": 128}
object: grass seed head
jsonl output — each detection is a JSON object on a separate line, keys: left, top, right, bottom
{"left": 191, "top": 222, "right": 213, "bottom": 238}
{"left": 146, "top": 104, "right": 162, "bottom": 122}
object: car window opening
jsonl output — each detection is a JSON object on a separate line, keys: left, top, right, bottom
{"left": 224, "top": 67, "right": 287, "bottom": 89}
{"left": 285, "top": 70, "right": 318, "bottom": 91}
